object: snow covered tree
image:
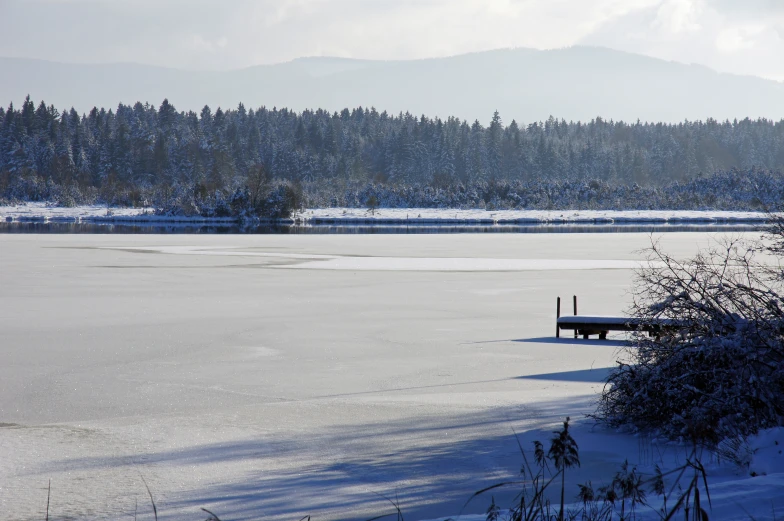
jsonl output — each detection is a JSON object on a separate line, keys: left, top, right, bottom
{"left": 487, "top": 110, "right": 502, "bottom": 181}
{"left": 597, "top": 227, "right": 784, "bottom": 444}
{"left": 4, "top": 94, "right": 784, "bottom": 213}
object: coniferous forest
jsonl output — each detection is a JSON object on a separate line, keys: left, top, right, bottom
{"left": 3, "top": 95, "right": 784, "bottom": 217}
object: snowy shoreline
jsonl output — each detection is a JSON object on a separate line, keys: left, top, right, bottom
{"left": 0, "top": 203, "right": 240, "bottom": 224}
{"left": 0, "top": 203, "right": 772, "bottom": 227}
{"left": 301, "top": 207, "right": 771, "bottom": 225}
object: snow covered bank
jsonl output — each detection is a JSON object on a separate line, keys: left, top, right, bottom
{"left": 0, "top": 203, "right": 772, "bottom": 228}
{"left": 0, "top": 202, "right": 239, "bottom": 224}
{"left": 303, "top": 208, "right": 771, "bottom": 226}
{"left": 421, "top": 426, "right": 784, "bottom": 521}
{"left": 421, "top": 471, "right": 784, "bottom": 521}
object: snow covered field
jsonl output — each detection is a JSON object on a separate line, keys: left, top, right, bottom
{"left": 1, "top": 232, "right": 782, "bottom": 521}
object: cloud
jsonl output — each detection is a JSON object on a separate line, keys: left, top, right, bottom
{"left": 652, "top": 0, "right": 703, "bottom": 34}
{"left": 186, "top": 35, "right": 229, "bottom": 54}
{"left": 714, "top": 26, "right": 760, "bottom": 53}
{"left": 0, "top": 0, "right": 782, "bottom": 80}
{"left": 581, "top": 0, "right": 784, "bottom": 80}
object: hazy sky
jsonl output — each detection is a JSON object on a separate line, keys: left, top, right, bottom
{"left": 1, "top": 0, "right": 783, "bottom": 80}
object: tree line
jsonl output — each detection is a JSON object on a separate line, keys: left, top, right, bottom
{"left": 2, "top": 96, "right": 784, "bottom": 215}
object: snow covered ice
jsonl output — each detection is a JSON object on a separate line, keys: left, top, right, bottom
{"left": 1, "top": 232, "right": 783, "bottom": 521}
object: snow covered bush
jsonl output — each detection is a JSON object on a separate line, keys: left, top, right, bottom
{"left": 264, "top": 181, "right": 303, "bottom": 218}
{"left": 596, "top": 228, "right": 784, "bottom": 445}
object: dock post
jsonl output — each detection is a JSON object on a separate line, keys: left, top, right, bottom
{"left": 556, "top": 297, "right": 561, "bottom": 338}
{"left": 573, "top": 295, "right": 578, "bottom": 338}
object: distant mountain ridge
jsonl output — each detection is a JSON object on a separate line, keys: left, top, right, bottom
{"left": 2, "top": 47, "right": 784, "bottom": 123}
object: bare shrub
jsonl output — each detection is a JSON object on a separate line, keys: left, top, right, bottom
{"left": 472, "top": 419, "right": 712, "bottom": 521}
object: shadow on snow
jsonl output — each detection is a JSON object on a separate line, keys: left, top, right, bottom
{"left": 514, "top": 336, "right": 630, "bottom": 348}
{"left": 515, "top": 367, "right": 613, "bottom": 383}
{"left": 31, "top": 396, "right": 636, "bottom": 521}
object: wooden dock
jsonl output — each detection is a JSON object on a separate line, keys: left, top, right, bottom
{"left": 555, "top": 296, "right": 681, "bottom": 339}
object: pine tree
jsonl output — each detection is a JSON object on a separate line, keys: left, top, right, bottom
{"left": 487, "top": 110, "right": 502, "bottom": 181}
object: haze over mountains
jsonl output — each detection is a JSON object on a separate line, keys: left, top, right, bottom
{"left": 3, "top": 46, "right": 784, "bottom": 123}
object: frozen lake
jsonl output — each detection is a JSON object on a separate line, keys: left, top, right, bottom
{"left": 0, "top": 232, "right": 769, "bottom": 520}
